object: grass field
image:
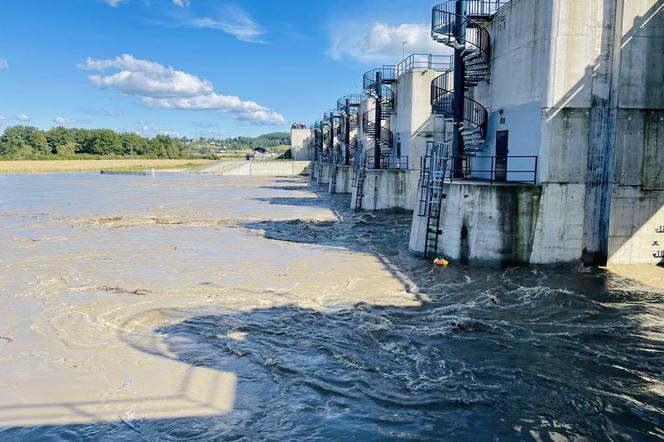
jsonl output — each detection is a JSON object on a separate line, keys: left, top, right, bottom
{"left": 0, "top": 159, "right": 213, "bottom": 173}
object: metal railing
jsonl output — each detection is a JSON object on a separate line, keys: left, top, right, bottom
{"left": 394, "top": 54, "right": 454, "bottom": 78}
{"left": 365, "top": 149, "right": 409, "bottom": 171}
{"left": 363, "top": 66, "right": 397, "bottom": 93}
{"left": 336, "top": 94, "right": 365, "bottom": 111}
{"left": 362, "top": 111, "right": 394, "bottom": 147}
{"left": 444, "top": 155, "right": 538, "bottom": 184}
{"left": 433, "top": 0, "right": 510, "bottom": 17}
{"left": 323, "top": 109, "right": 342, "bottom": 121}
{"left": 431, "top": 72, "right": 488, "bottom": 140}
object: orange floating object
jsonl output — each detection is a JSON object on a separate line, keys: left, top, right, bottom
{"left": 433, "top": 258, "right": 449, "bottom": 266}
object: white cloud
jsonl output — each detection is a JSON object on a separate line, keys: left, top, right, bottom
{"left": 0, "top": 59, "right": 8, "bottom": 70}
{"left": 329, "top": 22, "right": 448, "bottom": 63}
{"left": 79, "top": 108, "right": 124, "bottom": 117}
{"left": 136, "top": 121, "right": 181, "bottom": 138}
{"left": 187, "top": 6, "right": 265, "bottom": 43}
{"left": 80, "top": 54, "right": 286, "bottom": 126}
{"left": 79, "top": 54, "right": 213, "bottom": 98}
{"left": 15, "top": 114, "right": 30, "bottom": 122}
{"left": 100, "top": 0, "right": 188, "bottom": 8}
{"left": 54, "top": 116, "right": 77, "bottom": 125}
{"left": 100, "top": 0, "right": 127, "bottom": 6}
{"left": 142, "top": 94, "right": 286, "bottom": 125}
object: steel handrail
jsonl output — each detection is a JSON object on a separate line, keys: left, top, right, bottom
{"left": 394, "top": 54, "right": 454, "bottom": 78}
{"left": 443, "top": 154, "right": 538, "bottom": 184}
{"left": 433, "top": 0, "right": 509, "bottom": 17}
{"left": 431, "top": 71, "right": 488, "bottom": 139}
{"left": 362, "top": 65, "right": 397, "bottom": 94}
{"left": 336, "top": 94, "right": 365, "bottom": 111}
{"left": 431, "top": 4, "right": 491, "bottom": 65}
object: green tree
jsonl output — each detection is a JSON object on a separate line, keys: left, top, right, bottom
{"left": 0, "top": 125, "right": 49, "bottom": 158}
{"left": 81, "top": 129, "right": 121, "bottom": 155}
{"left": 46, "top": 127, "right": 76, "bottom": 154}
{"left": 119, "top": 132, "right": 150, "bottom": 156}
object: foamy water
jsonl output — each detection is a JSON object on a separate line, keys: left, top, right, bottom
{"left": 0, "top": 173, "right": 662, "bottom": 440}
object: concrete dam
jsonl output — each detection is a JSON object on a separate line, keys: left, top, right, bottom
{"left": 293, "top": 0, "right": 664, "bottom": 268}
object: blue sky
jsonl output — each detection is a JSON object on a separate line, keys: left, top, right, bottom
{"left": 0, "top": 0, "right": 443, "bottom": 138}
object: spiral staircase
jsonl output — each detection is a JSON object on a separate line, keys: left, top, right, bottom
{"left": 362, "top": 66, "right": 396, "bottom": 168}
{"left": 309, "top": 121, "right": 322, "bottom": 162}
{"left": 431, "top": 70, "right": 488, "bottom": 152}
{"left": 430, "top": 0, "right": 503, "bottom": 152}
{"left": 337, "top": 94, "right": 364, "bottom": 165}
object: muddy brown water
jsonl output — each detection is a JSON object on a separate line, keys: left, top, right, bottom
{"left": 0, "top": 173, "right": 662, "bottom": 441}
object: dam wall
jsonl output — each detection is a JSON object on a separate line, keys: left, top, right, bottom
{"left": 199, "top": 161, "right": 311, "bottom": 177}
{"left": 409, "top": 182, "right": 542, "bottom": 266}
{"left": 305, "top": 0, "right": 664, "bottom": 267}
{"left": 351, "top": 169, "right": 420, "bottom": 212}
{"left": 330, "top": 165, "right": 354, "bottom": 194}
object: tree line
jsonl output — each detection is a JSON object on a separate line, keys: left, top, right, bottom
{"left": 0, "top": 126, "right": 196, "bottom": 160}
{"left": 221, "top": 132, "right": 290, "bottom": 150}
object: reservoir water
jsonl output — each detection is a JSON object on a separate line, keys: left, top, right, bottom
{"left": 0, "top": 173, "right": 662, "bottom": 441}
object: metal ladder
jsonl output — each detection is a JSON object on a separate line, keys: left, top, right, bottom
{"left": 316, "top": 160, "right": 323, "bottom": 182}
{"left": 329, "top": 149, "right": 338, "bottom": 194}
{"left": 353, "top": 152, "right": 367, "bottom": 211}
{"left": 419, "top": 142, "right": 450, "bottom": 259}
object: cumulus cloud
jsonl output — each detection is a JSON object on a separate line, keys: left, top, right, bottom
{"left": 0, "top": 59, "right": 8, "bottom": 70}
{"left": 80, "top": 54, "right": 286, "bottom": 125}
{"left": 15, "top": 114, "right": 30, "bottom": 122}
{"left": 186, "top": 6, "right": 265, "bottom": 43}
{"left": 329, "top": 22, "right": 449, "bottom": 63}
{"left": 54, "top": 117, "right": 77, "bottom": 125}
{"left": 79, "top": 54, "right": 213, "bottom": 98}
{"left": 172, "top": 0, "right": 190, "bottom": 6}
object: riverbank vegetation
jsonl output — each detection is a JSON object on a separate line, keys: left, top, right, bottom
{"left": 0, "top": 126, "right": 291, "bottom": 161}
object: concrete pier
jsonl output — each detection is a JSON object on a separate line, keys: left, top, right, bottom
{"left": 351, "top": 169, "right": 420, "bottom": 211}
{"left": 330, "top": 165, "right": 353, "bottom": 194}
{"left": 409, "top": 182, "right": 541, "bottom": 265}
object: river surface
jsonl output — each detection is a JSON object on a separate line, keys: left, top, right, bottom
{"left": 0, "top": 173, "right": 662, "bottom": 441}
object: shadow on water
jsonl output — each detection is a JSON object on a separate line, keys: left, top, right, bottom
{"left": 2, "top": 181, "right": 663, "bottom": 441}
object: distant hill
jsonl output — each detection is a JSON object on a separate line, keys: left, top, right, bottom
{"left": 220, "top": 132, "right": 290, "bottom": 150}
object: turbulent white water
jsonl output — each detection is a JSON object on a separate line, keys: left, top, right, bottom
{"left": 0, "top": 173, "right": 662, "bottom": 441}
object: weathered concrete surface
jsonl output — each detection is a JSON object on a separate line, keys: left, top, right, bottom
{"left": 330, "top": 165, "right": 353, "bottom": 194}
{"left": 198, "top": 161, "right": 311, "bottom": 177}
{"left": 474, "top": 0, "right": 664, "bottom": 265}
{"left": 290, "top": 128, "right": 311, "bottom": 161}
{"left": 318, "top": 163, "right": 332, "bottom": 185}
{"left": 351, "top": 169, "right": 419, "bottom": 211}
{"left": 409, "top": 182, "right": 542, "bottom": 266}
{"left": 530, "top": 183, "right": 587, "bottom": 264}
{"left": 393, "top": 69, "right": 440, "bottom": 170}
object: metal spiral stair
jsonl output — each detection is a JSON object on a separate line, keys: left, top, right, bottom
{"left": 362, "top": 67, "right": 396, "bottom": 162}
{"left": 431, "top": 70, "right": 488, "bottom": 152}
{"left": 310, "top": 121, "right": 323, "bottom": 161}
{"left": 336, "top": 94, "right": 364, "bottom": 164}
{"left": 362, "top": 108, "right": 394, "bottom": 153}
{"left": 431, "top": 1, "right": 500, "bottom": 87}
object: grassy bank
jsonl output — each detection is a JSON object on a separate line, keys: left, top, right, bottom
{"left": 0, "top": 159, "right": 213, "bottom": 173}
